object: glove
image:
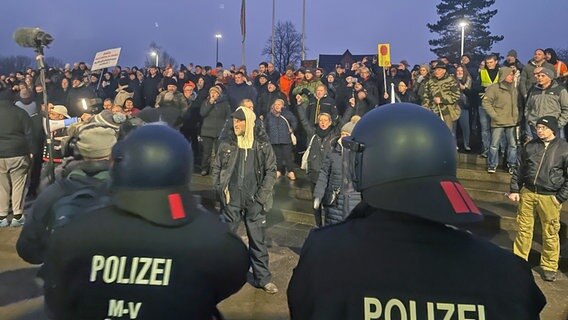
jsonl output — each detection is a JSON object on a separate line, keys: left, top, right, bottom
{"left": 313, "top": 197, "right": 321, "bottom": 209}
{"left": 301, "top": 88, "right": 312, "bottom": 96}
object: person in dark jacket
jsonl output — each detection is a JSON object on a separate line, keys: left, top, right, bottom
{"left": 288, "top": 103, "right": 546, "bottom": 320}
{"left": 51, "top": 77, "right": 71, "bottom": 106}
{"left": 313, "top": 116, "right": 361, "bottom": 226}
{"left": 200, "top": 85, "right": 231, "bottom": 175}
{"left": 0, "top": 85, "right": 33, "bottom": 227}
{"left": 509, "top": 116, "right": 568, "bottom": 282}
{"left": 180, "top": 81, "right": 201, "bottom": 160}
{"left": 65, "top": 74, "right": 96, "bottom": 117}
{"left": 212, "top": 106, "right": 278, "bottom": 294}
{"left": 395, "top": 80, "right": 419, "bottom": 104}
{"left": 256, "top": 80, "right": 287, "bottom": 119}
{"left": 298, "top": 100, "right": 354, "bottom": 226}
{"left": 17, "top": 124, "right": 117, "bottom": 263}
{"left": 141, "top": 65, "right": 162, "bottom": 108}
{"left": 264, "top": 99, "right": 298, "bottom": 180}
{"left": 226, "top": 71, "right": 257, "bottom": 111}
{"left": 40, "top": 125, "right": 249, "bottom": 319}
{"left": 15, "top": 86, "right": 44, "bottom": 199}
{"left": 351, "top": 83, "right": 378, "bottom": 117}
{"left": 306, "top": 84, "right": 338, "bottom": 124}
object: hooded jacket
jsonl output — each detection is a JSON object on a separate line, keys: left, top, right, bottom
{"left": 212, "top": 107, "right": 277, "bottom": 211}
{"left": 481, "top": 67, "right": 520, "bottom": 127}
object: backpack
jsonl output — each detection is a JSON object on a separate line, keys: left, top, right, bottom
{"left": 49, "top": 169, "right": 111, "bottom": 231}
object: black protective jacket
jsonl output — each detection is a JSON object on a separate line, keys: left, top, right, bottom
{"left": 41, "top": 191, "right": 249, "bottom": 320}
{"left": 511, "top": 137, "right": 568, "bottom": 202}
{"left": 288, "top": 203, "right": 546, "bottom": 320}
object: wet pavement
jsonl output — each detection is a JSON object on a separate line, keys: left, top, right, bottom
{"left": 0, "top": 177, "right": 566, "bottom": 319}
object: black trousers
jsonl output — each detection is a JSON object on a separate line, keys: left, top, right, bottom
{"left": 201, "top": 137, "right": 218, "bottom": 173}
{"left": 221, "top": 200, "right": 271, "bottom": 287}
{"left": 272, "top": 144, "right": 297, "bottom": 173}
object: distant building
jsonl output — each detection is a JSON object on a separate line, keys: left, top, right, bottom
{"left": 318, "top": 50, "right": 376, "bottom": 72}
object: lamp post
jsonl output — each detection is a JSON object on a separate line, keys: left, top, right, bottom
{"left": 151, "top": 51, "right": 159, "bottom": 67}
{"left": 459, "top": 21, "right": 468, "bottom": 58}
{"left": 301, "top": 0, "right": 306, "bottom": 61}
{"left": 215, "top": 34, "right": 222, "bottom": 65}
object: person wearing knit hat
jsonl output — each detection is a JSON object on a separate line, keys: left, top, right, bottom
{"left": 507, "top": 49, "right": 518, "bottom": 58}
{"left": 212, "top": 105, "right": 278, "bottom": 294}
{"left": 199, "top": 83, "right": 231, "bottom": 175}
{"left": 509, "top": 114, "right": 568, "bottom": 282}
{"left": 209, "top": 85, "right": 222, "bottom": 96}
{"left": 524, "top": 66, "right": 568, "bottom": 140}
{"left": 341, "top": 115, "right": 361, "bottom": 135}
{"left": 75, "top": 125, "right": 118, "bottom": 159}
{"left": 536, "top": 67, "right": 555, "bottom": 80}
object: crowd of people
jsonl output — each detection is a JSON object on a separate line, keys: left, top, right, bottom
{"left": 0, "top": 46, "right": 566, "bottom": 318}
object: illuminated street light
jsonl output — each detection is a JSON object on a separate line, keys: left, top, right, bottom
{"left": 459, "top": 21, "right": 468, "bottom": 57}
{"left": 215, "top": 34, "right": 222, "bottom": 64}
{"left": 150, "top": 51, "right": 159, "bottom": 67}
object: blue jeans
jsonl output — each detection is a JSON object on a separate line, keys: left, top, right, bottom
{"left": 488, "top": 127, "right": 517, "bottom": 168}
{"left": 478, "top": 107, "right": 491, "bottom": 154}
{"left": 457, "top": 110, "right": 471, "bottom": 149}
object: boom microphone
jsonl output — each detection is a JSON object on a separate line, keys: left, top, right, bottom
{"left": 13, "top": 27, "right": 54, "bottom": 48}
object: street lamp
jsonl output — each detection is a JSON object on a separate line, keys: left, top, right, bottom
{"left": 150, "top": 51, "right": 159, "bottom": 67}
{"left": 459, "top": 21, "right": 468, "bottom": 58}
{"left": 215, "top": 34, "right": 222, "bottom": 65}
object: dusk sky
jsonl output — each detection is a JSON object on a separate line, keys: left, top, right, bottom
{"left": 2, "top": 0, "right": 567, "bottom": 69}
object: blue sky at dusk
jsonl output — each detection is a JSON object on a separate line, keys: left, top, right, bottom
{"left": 2, "top": 0, "right": 567, "bottom": 69}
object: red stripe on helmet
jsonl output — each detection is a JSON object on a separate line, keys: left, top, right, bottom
{"left": 440, "top": 181, "right": 469, "bottom": 214}
{"left": 168, "top": 193, "right": 186, "bottom": 220}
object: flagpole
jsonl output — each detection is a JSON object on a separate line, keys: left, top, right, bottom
{"left": 302, "top": 0, "right": 306, "bottom": 61}
{"left": 241, "top": 0, "right": 246, "bottom": 66}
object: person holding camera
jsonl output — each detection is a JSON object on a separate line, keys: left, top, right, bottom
{"left": 17, "top": 123, "right": 117, "bottom": 263}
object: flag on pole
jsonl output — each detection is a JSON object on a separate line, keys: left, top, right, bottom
{"left": 240, "top": 0, "right": 246, "bottom": 43}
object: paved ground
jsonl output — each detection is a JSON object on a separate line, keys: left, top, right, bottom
{"left": 0, "top": 190, "right": 566, "bottom": 319}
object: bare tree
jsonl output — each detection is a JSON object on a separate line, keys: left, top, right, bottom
{"left": 0, "top": 55, "right": 33, "bottom": 75}
{"left": 145, "top": 41, "right": 178, "bottom": 69}
{"left": 262, "top": 21, "right": 303, "bottom": 72}
{"left": 45, "top": 56, "right": 65, "bottom": 69}
{"left": 556, "top": 48, "right": 568, "bottom": 63}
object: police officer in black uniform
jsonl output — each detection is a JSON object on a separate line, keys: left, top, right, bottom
{"left": 287, "top": 103, "right": 546, "bottom": 320}
{"left": 42, "top": 125, "right": 250, "bottom": 319}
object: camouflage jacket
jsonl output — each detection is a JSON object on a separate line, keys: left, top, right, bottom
{"left": 421, "top": 74, "right": 460, "bottom": 115}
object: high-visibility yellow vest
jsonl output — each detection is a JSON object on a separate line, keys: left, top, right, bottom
{"left": 480, "top": 69, "right": 499, "bottom": 87}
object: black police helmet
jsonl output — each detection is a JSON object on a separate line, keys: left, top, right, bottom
{"left": 110, "top": 124, "right": 195, "bottom": 226}
{"left": 343, "top": 103, "right": 482, "bottom": 224}
{"left": 111, "top": 124, "right": 192, "bottom": 189}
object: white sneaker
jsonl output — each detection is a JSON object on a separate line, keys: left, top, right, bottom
{"left": 0, "top": 218, "right": 9, "bottom": 228}
{"left": 10, "top": 215, "right": 25, "bottom": 227}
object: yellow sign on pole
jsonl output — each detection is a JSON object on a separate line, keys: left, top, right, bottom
{"left": 377, "top": 43, "right": 391, "bottom": 67}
